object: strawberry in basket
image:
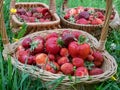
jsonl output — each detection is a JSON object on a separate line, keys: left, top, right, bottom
{"left": 16, "top": 30, "right": 105, "bottom": 76}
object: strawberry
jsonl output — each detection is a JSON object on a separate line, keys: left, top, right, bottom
{"left": 92, "top": 51, "right": 104, "bottom": 62}
{"left": 61, "top": 63, "right": 74, "bottom": 75}
{"left": 91, "top": 18, "right": 103, "bottom": 25}
{"left": 17, "top": 8, "right": 26, "bottom": 15}
{"left": 64, "top": 13, "right": 70, "bottom": 20}
{"left": 75, "top": 67, "right": 88, "bottom": 77}
{"left": 41, "top": 8, "right": 49, "bottom": 15}
{"left": 45, "top": 37, "right": 61, "bottom": 55}
{"left": 79, "top": 11, "right": 90, "bottom": 20}
{"left": 44, "top": 62, "right": 60, "bottom": 73}
{"left": 43, "top": 13, "right": 52, "bottom": 19}
{"left": 22, "top": 38, "right": 32, "bottom": 49}
{"left": 36, "top": 7, "right": 43, "bottom": 13}
{"left": 62, "top": 33, "right": 75, "bottom": 46}
{"left": 26, "top": 12, "right": 32, "bottom": 17}
{"left": 95, "top": 11, "right": 104, "bottom": 18}
{"left": 72, "top": 57, "right": 84, "bottom": 67}
{"left": 28, "top": 17, "right": 35, "bottom": 22}
{"left": 62, "top": 30, "right": 70, "bottom": 37}
{"left": 68, "top": 8, "right": 77, "bottom": 16}
{"left": 71, "top": 31, "right": 82, "bottom": 39}
{"left": 20, "top": 15, "right": 29, "bottom": 22}
{"left": 86, "top": 55, "right": 94, "bottom": 61}
{"left": 89, "top": 68, "right": 104, "bottom": 75}
{"left": 35, "top": 53, "right": 49, "bottom": 66}
{"left": 76, "top": 18, "right": 89, "bottom": 24}
{"left": 76, "top": 6, "right": 84, "bottom": 14}
{"left": 33, "top": 36, "right": 45, "bottom": 45}
{"left": 17, "top": 45, "right": 25, "bottom": 51}
{"left": 39, "top": 18, "right": 45, "bottom": 22}
{"left": 48, "top": 54, "right": 55, "bottom": 61}
{"left": 94, "top": 61, "right": 102, "bottom": 67}
{"left": 57, "top": 57, "right": 69, "bottom": 66}
{"left": 60, "top": 48, "right": 69, "bottom": 56}
{"left": 45, "top": 32, "right": 58, "bottom": 40}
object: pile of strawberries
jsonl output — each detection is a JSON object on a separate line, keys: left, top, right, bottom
{"left": 16, "top": 7, "right": 52, "bottom": 23}
{"left": 16, "top": 30, "right": 104, "bottom": 77}
{"left": 63, "top": 6, "right": 115, "bottom": 25}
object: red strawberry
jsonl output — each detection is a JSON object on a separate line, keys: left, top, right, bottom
{"left": 75, "top": 67, "right": 88, "bottom": 77}
{"left": 36, "top": 7, "right": 43, "bottom": 13}
{"left": 89, "top": 68, "right": 104, "bottom": 75}
{"left": 17, "top": 45, "right": 25, "bottom": 51}
{"left": 28, "top": 17, "right": 35, "bottom": 22}
{"left": 33, "top": 36, "right": 45, "bottom": 45}
{"left": 76, "top": 6, "right": 84, "bottom": 14}
{"left": 22, "top": 38, "right": 32, "bottom": 49}
{"left": 71, "top": 31, "right": 82, "bottom": 39}
{"left": 27, "top": 55, "right": 36, "bottom": 65}
{"left": 57, "top": 57, "right": 69, "bottom": 66}
{"left": 96, "top": 11, "right": 104, "bottom": 18}
{"left": 46, "top": 37, "right": 61, "bottom": 55}
{"left": 31, "top": 8, "right": 37, "bottom": 13}
{"left": 61, "top": 63, "right": 74, "bottom": 75}
{"left": 86, "top": 55, "right": 94, "bottom": 61}
{"left": 79, "top": 11, "right": 90, "bottom": 20}
{"left": 48, "top": 54, "right": 55, "bottom": 61}
{"left": 68, "top": 41, "right": 90, "bottom": 59}
{"left": 62, "top": 30, "right": 70, "bottom": 37}
{"left": 68, "top": 8, "right": 77, "bottom": 16}
{"left": 45, "top": 32, "right": 58, "bottom": 40}
{"left": 41, "top": 8, "right": 49, "bottom": 15}
{"left": 91, "top": 18, "right": 103, "bottom": 25}
{"left": 94, "top": 61, "right": 102, "bottom": 67}
{"left": 20, "top": 15, "right": 29, "bottom": 21}
{"left": 43, "top": 13, "right": 52, "bottom": 19}
{"left": 72, "top": 57, "right": 84, "bottom": 67}
{"left": 44, "top": 62, "right": 60, "bottom": 73}
{"left": 60, "top": 48, "right": 69, "bottom": 56}
{"left": 92, "top": 51, "right": 104, "bottom": 62}
{"left": 62, "top": 33, "right": 75, "bottom": 46}
{"left": 76, "top": 18, "right": 89, "bottom": 24}
{"left": 26, "top": 12, "right": 32, "bottom": 17}
{"left": 39, "top": 18, "right": 45, "bottom": 22}
{"left": 17, "top": 8, "right": 26, "bottom": 15}
{"left": 64, "top": 14, "right": 70, "bottom": 20}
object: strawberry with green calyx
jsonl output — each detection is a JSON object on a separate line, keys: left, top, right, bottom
{"left": 45, "top": 37, "right": 61, "bottom": 55}
{"left": 57, "top": 37, "right": 65, "bottom": 47}
{"left": 85, "top": 61, "right": 95, "bottom": 70}
{"left": 68, "top": 35, "right": 90, "bottom": 59}
{"left": 89, "top": 68, "right": 104, "bottom": 75}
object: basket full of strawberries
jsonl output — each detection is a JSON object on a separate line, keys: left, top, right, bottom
{"left": 10, "top": 0, "right": 60, "bottom": 34}
{"left": 1, "top": 0, "right": 117, "bottom": 90}
{"left": 60, "top": 0, "right": 120, "bottom": 38}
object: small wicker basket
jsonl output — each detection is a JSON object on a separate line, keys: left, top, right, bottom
{"left": 10, "top": 0, "right": 60, "bottom": 35}
{"left": 60, "top": 0, "right": 120, "bottom": 38}
{"left": 1, "top": 0, "right": 117, "bottom": 90}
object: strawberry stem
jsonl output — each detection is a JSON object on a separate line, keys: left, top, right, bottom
{"left": 30, "top": 41, "right": 39, "bottom": 51}
{"left": 78, "top": 35, "right": 86, "bottom": 44}
{"left": 57, "top": 38, "right": 64, "bottom": 47}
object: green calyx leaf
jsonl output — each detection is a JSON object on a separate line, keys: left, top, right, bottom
{"left": 85, "top": 61, "right": 94, "bottom": 70}
{"left": 78, "top": 35, "right": 87, "bottom": 44}
{"left": 57, "top": 38, "right": 64, "bottom": 47}
{"left": 50, "top": 62, "right": 58, "bottom": 71}
{"left": 30, "top": 41, "right": 39, "bottom": 51}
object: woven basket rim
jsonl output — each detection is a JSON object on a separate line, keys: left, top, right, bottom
{"left": 3, "top": 29, "right": 117, "bottom": 85}
{"left": 11, "top": 2, "right": 60, "bottom": 25}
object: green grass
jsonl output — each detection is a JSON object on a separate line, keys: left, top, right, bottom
{"left": 0, "top": 0, "right": 120, "bottom": 90}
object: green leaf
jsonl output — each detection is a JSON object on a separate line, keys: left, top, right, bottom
{"left": 78, "top": 35, "right": 87, "bottom": 44}
{"left": 57, "top": 38, "right": 64, "bottom": 47}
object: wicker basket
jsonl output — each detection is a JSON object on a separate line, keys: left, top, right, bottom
{"left": 10, "top": 0, "right": 60, "bottom": 35}
{"left": 1, "top": 0, "right": 117, "bottom": 90}
{"left": 60, "top": 0, "right": 120, "bottom": 38}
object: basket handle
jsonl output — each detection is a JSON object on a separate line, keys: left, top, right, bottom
{"left": 10, "top": 0, "right": 56, "bottom": 13}
{"left": 98, "top": 0, "right": 112, "bottom": 51}
{"left": 0, "top": 0, "right": 10, "bottom": 45}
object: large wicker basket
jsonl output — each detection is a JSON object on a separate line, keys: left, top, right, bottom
{"left": 1, "top": 0, "right": 117, "bottom": 90}
{"left": 60, "top": 0, "right": 120, "bottom": 38}
{"left": 10, "top": 0, "right": 60, "bottom": 35}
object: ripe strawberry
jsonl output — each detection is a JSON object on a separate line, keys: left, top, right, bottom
{"left": 92, "top": 51, "right": 104, "bottom": 62}
{"left": 27, "top": 55, "right": 36, "bottom": 65}
{"left": 39, "top": 18, "right": 45, "bottom": 22}
{"left": 72, "top": 57, "right": 84, "bottom": 67}
{"left": 44, "top": 62, "right": 60, "bottom": 73}
{"left": 33, "top": 13, "right": 42, "bottom": 19}
{"left": 95, "top": 11, "right": 104, "bottom": 18}
{"left": 86, "top": 55, "right": 94, "bottom": 61}
{"left": 17, "top": 45, "right": 25, "bottom": 51}
{"left": 75, "top": 67, "right": 88, "bottom": 77}
{"left": 48, "top": 54, "right": 55, "bottom": 61}
{"left": 31, "top": 8, "right": 37, "bottom": 14}
{"left": 36, "top": 7, "right": 43, "bottom": 13}
{"left": 91, "top": 18, "right": 103, "bottom": 25}
{"left": 89, "top": 68, "right": 104, "bottom": 75}
{"left": 45, "top": 32, "right": 58, "bottom": 40}
{"left": 64, "top": 14, "right": 70, "bottom": 20}
{"left": 62, "top": 30, "right": 70, "bottom": 37}
{"left": 17, "top": 8, "right": 26, "bottom": 15}
{"left": 26, "top": 12, "right": 32, "bottom": 17}
{"left": 57, "top": 57, "right": 69, "bottom": 66}
{"left": 22, "top": 38, "right": 32, "bottom": 49}
{"left": 94, "top": 61, "right": 102, "bottom": 67}
{"left": 35, "top": 53, "right": 49, "bottom": 66}
{"left": 68, "top": 8, "right": 77, "bottom": 16}
{"left": 28, "top": 17, "right": 35, "bottom": 22}
{"left": 76, "top": 6, "right": 84, "bottom": 14}
{"left": 41, "top": 8, "right": 49, "bottom": 15}
{"left": 61, "top": 63, "right": 74, "bottom": 75}
{"left": 20, "top": 15, "right": 29, "bottom": 21}
{"left": 79, "top": 11, "right": 90, "bottom": 20}
{"left": 76, "top": 18, "right": 89, "bottom": 24}
{"left": 45, "top": 37, "right": 61, "bottom": 55}
{"left": 43, "top": 13, "right": 52, "bottom": 19}
{"left": 60, "top": 48, "right": 69, "bottom": 56}
{"left": 71, "top": 31, "right": 82, "bottom": 39}
{"left": 33, "top": 36, "right": 45, "bottom": 45}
